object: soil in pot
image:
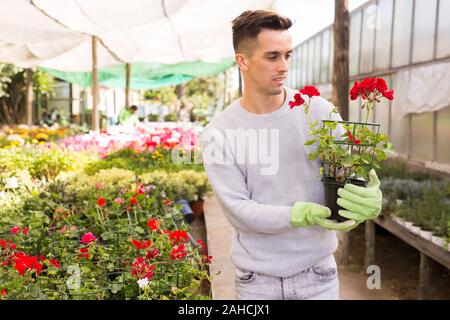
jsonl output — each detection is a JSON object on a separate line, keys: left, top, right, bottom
{"left": 322, "top": 177, "right": 367, "bottom": 222}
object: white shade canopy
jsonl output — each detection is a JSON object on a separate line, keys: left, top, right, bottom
{"left": 0, "top": 0, "right": 275, "bottom": 71}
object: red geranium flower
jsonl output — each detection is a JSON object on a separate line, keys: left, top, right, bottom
{"left": 21, "top": 227, "right": 29, "bottom": 235}
{"left": 13, "top": 252, "right": 43, "bottom": 275}
{"left": 97, "top": 197, "right": 106, "bottom": 207}
{"left": 131, "top": 239, "right": 152, "bottom": 250}
{"left": 202, "top": 255, "right": 213, "bottom": 264}
{"left": 80, "top": 232, "right": 96, "bottom": 244}
{"left": 49, "top": 259, "right": 60, "bottom": 268}
{"left": 300, "top": 85, "right": 320, "bottom": 98}
{"left": 289, "top": 93, "right": 305, "bottom": 109}
{"left": 145, "top": 248, "right": 161, "bottom": 260}
{"left": 196, "top": 239, "right": 207, "bottom": 255}
{"left": 14, "top": 260, "right": 27, "bottom": 275}
{"left": 130, "top": 196, "right": 137, "bottom": 206}
{"left": 147, "top": 218, "right": 160, "bottom": 232}
{"left": 382, "top": 89, "right": 394, "bottom": 100}
{"left": 10, "top": 226, "right": 20, "bottom": 235}
{"left": 169, "top": 230, "right": 189, "bottom": 245}
{"left": 170, "top": 244, "right": 187, "bottom": 260}
{"left": 350, "top": 77, "right": 394, "bottom": 101}
{"left": 79, "top": 247, "right": 90, "bottom": 260}
{"left": 1, "top": 289, "right": 6, "bottom": 297}
{"left": 347, "top": 130, "right": 361, "bottom": 145}
{"left": 131, "top": 257, "right": 154, "bottom": 280}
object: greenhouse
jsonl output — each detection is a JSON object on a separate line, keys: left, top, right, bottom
{"left": 0, "top": 0, "right": 448, "bottom": 304}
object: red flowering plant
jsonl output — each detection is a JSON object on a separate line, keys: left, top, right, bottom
{"left": 0, "top": 237, "right": 64, "bottom": 299}
{"left": 126, "top": 224, "right": 213, "bottom": 299}
{"left": 290, "top": 79, "right": 394, "bottom": 220}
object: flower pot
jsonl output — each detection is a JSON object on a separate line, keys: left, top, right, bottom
{"left": 419, "top": 229, "right": 433, "bottom": 240}
{"left": 431, "top": 235, "right": 446, "bottom": 248}
{"left": 322, "top": 177, "right": 367, "bottom": 222}
{"left": 403, "top": 221, "right": 414, "bottom": 229}
{"left": 409, "top": 225, "right": 421, "bottom": 235}
{"left": 175, "top": 199, "right": 195, "bottom": 224}
{"left": 189, "top": 200, "right": 204, "bottom": 219}
{"left": 392, "top": 216, "right": 405, "bottom": 226}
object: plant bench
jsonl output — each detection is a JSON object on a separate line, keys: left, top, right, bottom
{"left": 364, "top": 215, "right": 450, "bottom": 300}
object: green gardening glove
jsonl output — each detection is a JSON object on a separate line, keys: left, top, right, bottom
{"left": 337, "top": 169, "right": 383, "bottom": 223}
{"left": 291, "top": 202, "right": 358, "bottom": 232}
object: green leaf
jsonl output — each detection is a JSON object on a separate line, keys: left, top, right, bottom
{"left": 307, "top": 152, "right": 319, "bottom": 161}
{"left": 304, "top": 139, "right": 317, "bottom": 146}
{"left": 342, "top": 155, "right": 354, "bottom": 168}
{"left": 110, "top": 282, "right": 124, "bottom": 294}
{"left": 135, "top": 226, "right": 145, "bottom": 234}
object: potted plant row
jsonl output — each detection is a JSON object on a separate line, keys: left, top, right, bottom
{"left": 388, "top": 182, "right": 450, "bottom": 251}
{"left": 391, "top": 215, "right": 449, "bottom": 251}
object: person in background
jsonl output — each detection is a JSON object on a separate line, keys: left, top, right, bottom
{"left": 118, "top": 105, "right": 140, "bottom": 127}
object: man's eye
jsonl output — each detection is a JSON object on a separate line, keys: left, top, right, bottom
{"left": 269, "top": 56, "right": 277, "bottom": 60}
{"left": 286, "top": 55, "right": 291, "bottom": 60}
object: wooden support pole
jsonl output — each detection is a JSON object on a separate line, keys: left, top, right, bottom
{"left": 332, "top": 0, "right": 350, "bottom": 120}
{"left": 365, "top": 220, "right": 376, "bottom": 269}
{"left": 91, "top": 36, "right": 99, "bottom": 131}
{"left": 25, "top": 68, "right": 33, "bottom": 126}
{"left": 113, "top": 88, "right": 117, "bottom": 115}
{"left": 419, "top": 253, "right": 432, "bottom": 300}
{"left": 125, "top": 63, "right": 131, "bottom": 108}
{"left": 338, "top": 231, "right": 350, "bottom": 265}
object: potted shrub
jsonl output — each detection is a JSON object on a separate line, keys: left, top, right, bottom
{"left": 164, "top": 113, "right": 178, "bottom": 122}
{"left": 147, "top": 114, "right": 160, "bottom": 122}
{"left": 290, "top": 79, "right": 394, "bottom": 221}
{"left": 177, "top": 170, "right": 212, "bottom": 219}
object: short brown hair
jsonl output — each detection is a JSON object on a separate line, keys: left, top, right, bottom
{"left": 232, "top": 10, "right": 292, "bottom": 53}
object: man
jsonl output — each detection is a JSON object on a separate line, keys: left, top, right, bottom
{"left": 201, "top": 10, "right": 382, "bottom": 300}
{"left": 118, "top": 105, "right": 139, "bottom": 127}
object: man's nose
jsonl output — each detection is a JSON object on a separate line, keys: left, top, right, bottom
{"left": 278, "top": 57, "right": 289, "bottom": 73}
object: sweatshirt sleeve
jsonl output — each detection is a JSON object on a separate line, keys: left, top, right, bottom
{"left": 201, "top": 125, "right": 294, "bottom": 235}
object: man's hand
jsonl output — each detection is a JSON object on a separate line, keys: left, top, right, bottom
{"left": 291, "top": 202, "right": 358, "bottom": 232}
{"left": 337, "top": 169, "right": 383, "bottom": 223}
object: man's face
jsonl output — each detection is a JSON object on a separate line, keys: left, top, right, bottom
{"left": 238, "top": 29, "right": 292, "bottom": 96}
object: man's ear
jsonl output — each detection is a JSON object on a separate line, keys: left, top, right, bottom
{"left": 235, "top": 53, "right": 249, "bottom": 72}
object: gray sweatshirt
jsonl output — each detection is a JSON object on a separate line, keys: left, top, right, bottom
{"left": 201, "top": 87, "right": 344, "bottom": 277}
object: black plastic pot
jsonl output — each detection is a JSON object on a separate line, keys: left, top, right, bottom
{"left": 322, "top": 177, "right": 367, "bottom": 222}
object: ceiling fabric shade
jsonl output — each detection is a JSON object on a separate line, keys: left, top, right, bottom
{"left": 0, "top": 0, "right": 274, "bottom": 71}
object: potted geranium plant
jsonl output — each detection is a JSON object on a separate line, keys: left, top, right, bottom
{"left": 290, "top": 78, "right": 394, "bottom": 221}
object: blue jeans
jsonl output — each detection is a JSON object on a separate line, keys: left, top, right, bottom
{"left": 235, "top": 256, "right": 339, "bottom": 300}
